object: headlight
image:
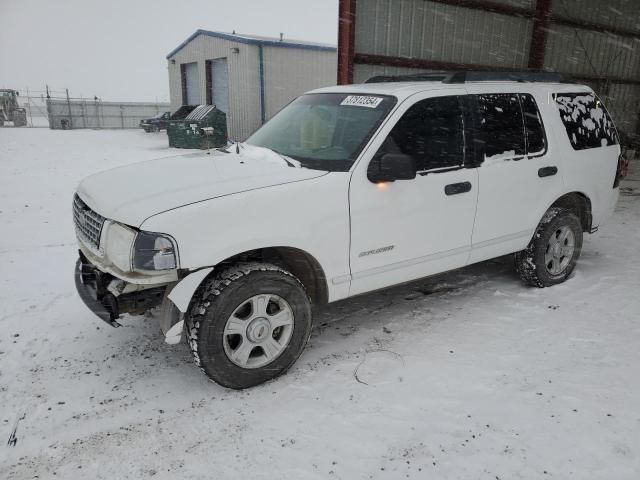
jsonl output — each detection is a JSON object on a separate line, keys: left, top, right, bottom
{"left": 133, "top": 232, "right": 178, "bottom": 271}
{"left": 103, "top": 221, "right": 137, "bottom": 272}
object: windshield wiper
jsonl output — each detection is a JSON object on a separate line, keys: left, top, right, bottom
{"left": 217, "top": 143, "right": 302, "bottom": 168}
{"left": 262, "top": 147, "right": 302, "bottom": 168}
{"left": 216, "top": 140, "right": 244, "bottom": 154}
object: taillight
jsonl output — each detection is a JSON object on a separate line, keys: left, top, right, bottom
{"left": 613, "top": 153, "right": 626, "bottom": 188}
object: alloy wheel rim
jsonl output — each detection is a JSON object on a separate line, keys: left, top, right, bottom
{"left": 223, "top": 294, "right": 294, "bottom": 369}
{"left": 544, "top": 225, "right": 575, "bottom": 275}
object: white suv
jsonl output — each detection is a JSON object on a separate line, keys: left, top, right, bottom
{"left": 73, "top": 72, "right": 623, "bottom": 389}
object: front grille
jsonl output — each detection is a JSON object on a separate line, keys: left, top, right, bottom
{"left": 73, "top": 194, "right": 105, "bottom": 249}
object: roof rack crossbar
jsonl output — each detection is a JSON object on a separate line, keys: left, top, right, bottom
{"left": 365, "top": 70, "right": 565, "bottom": 84}
{"left": 364, "top": 72, "right": 455, "bottom": 84}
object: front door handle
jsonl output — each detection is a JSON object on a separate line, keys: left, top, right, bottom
{"left": 538, "top": 166, "right": 558, "bottom": 178}
{"left": 444, "top": 181, "right": 472, "bottom": 196}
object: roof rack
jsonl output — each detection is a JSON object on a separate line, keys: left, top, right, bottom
{"left": 365, "top": 72, "right": 454, "bottom": 83}
{"left": 365, "top": 71, "right": 565, "bottom": 84}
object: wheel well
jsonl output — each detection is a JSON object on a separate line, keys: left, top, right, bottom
{"left": 549, "top": 192, "right": 592, "bottom": 232}
{"left": 215, "top": 247, "right": 329, "bottom": 306}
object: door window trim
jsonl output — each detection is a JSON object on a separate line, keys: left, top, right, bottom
{"left": 519, "top": 93, "right": 548, "bottom": 159}
{"left": 467, "top": 92, "right": 549, "bottom": 167}
{"left": 373, "top": 94, "right": 470, "bottom": 176}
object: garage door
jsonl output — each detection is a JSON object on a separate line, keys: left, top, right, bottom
{"left": 210, "top": 58, "right": 229, "bottom": 115}
{"left": 183, "top": 62, "right": 200, "bottom": 105}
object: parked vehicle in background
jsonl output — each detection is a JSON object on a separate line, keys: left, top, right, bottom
{"left": 72, "top": 72, "right": 623, "bottom": 389}
{"left": 0, "top": 89, "right": 27, "bottom": 127}
{"left": 140, "top": 111, "right": 171, "bottom": 132}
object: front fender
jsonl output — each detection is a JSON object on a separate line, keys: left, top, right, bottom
{"left": 162, "top": 267, "right": 213, "bottom": 344}
{"left": 168, "top": 267, "right": 213, "bottom": 312}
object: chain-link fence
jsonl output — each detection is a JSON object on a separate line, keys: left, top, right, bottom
{"left": 7, "top": 87, "right": 170, "bottom": 129}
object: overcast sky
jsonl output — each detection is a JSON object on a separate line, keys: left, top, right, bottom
{"left": 0, "top": 0, "right": 338, "bottom": 102}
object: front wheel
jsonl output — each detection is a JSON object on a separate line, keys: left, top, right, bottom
{"left": 515, "top": 208, "right": 583, "bottom": 287}
{"left": 185, "top": 263, "right": 312, "bottom": 389}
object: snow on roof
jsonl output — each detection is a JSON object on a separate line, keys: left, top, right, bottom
{"left": 167, "top": 29, "right": 336, "bottom": 59}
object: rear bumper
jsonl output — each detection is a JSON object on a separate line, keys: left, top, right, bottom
{"left": 75, "top": 253, "right": 166, "bottom": 327}
{"left": 593, "top": 187, "right": 620, "bottom": 229}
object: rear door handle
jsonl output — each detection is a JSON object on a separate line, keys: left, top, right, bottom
{"left": 444, "top": 181, "right": 472, "bottom": 196}
{"left": 538, "top": 166, "right": 558, "bottom": 178}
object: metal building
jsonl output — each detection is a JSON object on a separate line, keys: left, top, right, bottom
{"left": 167, "top": 30, "right": 337, "bottom": 140}
{"left": 337, "top": 0, "right": 640, "bottom": 140}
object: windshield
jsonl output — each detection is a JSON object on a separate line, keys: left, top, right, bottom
{"left": 246, "top": 93, "right": 397, "bottom": 171}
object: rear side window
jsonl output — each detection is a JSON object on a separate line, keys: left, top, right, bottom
{"left": 377, "top": 95, "right": 464, "bottom": 171}
{"left": 554, "top": 93, "right": 618, "bottom": 150}
{"left": 521, "top": 94, "right": 546, "bottom": 155}
{"left": 476, "top": 94, "right": 526, "bottom": 160}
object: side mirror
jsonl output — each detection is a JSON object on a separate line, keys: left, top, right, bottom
{"left": 367, "top": 153, "right": 416, "bottom": 183}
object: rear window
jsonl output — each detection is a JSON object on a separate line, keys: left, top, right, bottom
{"left": 554, "top": 93, "right": 618, "bottom": 150}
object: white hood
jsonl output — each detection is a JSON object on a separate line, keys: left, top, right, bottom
{"left": 76, "top": 145, "right": 327, "bottom": 227}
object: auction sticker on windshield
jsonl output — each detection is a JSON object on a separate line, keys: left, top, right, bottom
{"left": 340, "top": 95, "right": 384, "bottom": 108}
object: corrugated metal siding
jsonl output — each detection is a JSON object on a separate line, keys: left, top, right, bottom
{"left": 262, "top": 47, "right": 337, "bottom": 119}
{"left": 544, "top": 25, "right": 640, "bottom": 80}
{"left": 551, "top": 0, "right": 640, "bottom": 34}
{"left": 350, "top": 0, "right": 640, "bottom": 136}
{"left": 600, "top": 83, "right": 640, "bottom": 137}
{"left": 167, "top": 34, "right": 262, "bottom": 141}
{"left": 354, "top": 0, "right": 532, "bottom": 68}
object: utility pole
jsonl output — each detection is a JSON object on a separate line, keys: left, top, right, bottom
{"left": 26, "top": 87, "right": 33, "bottom": 127}
{"left": 66, "top": 88, "right": 73, "bottom": 129}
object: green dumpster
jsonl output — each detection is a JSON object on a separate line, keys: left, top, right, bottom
{"left": 167, "top": 105, "right": 227, "bottom": 149}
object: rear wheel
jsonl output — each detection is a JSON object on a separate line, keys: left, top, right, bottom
{"left": 515, "top": 208, "right": 583, "bottom": 287}
{"left": 185, "top": 263, "right": 312, "bottom": 389}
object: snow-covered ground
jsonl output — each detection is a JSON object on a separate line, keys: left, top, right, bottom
{"left": 1, "top": 128, "right": 639, "bottom": 479}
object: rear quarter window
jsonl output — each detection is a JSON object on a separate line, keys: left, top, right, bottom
{"left": 554, "top": 93, "right": 618, "bottom": 150}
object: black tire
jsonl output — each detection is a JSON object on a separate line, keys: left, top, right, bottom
{"left": 143, "top": 127, "right": 151, "bottom": 133}
{"left": 185, "top": 262, "right": 312, "bottom": 389}
{"left": 515, "top": 207, "right": 583, "bottom": 287}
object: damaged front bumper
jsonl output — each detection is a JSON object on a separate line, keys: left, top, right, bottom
{"left": 74, "top": 251, "right": 167, "bottom": 327}
{"left": 74, "top": 252, "right": 213, "bottom": 344}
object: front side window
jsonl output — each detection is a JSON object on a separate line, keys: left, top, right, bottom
{"left": 246, "top": 93, "right": 397, "bottom": 171}
{"left": 375, "top": 96, "right": 464, "bottom": 172}
{"left": 476, "top": 94, "right": 525, "bottom": 160}
{"left": 554, "top": 93, "right": 618, "bottom": 150}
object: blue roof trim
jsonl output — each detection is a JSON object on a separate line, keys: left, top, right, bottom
{"left": 166, "top": 29, "right": 336, "bottom": 59}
